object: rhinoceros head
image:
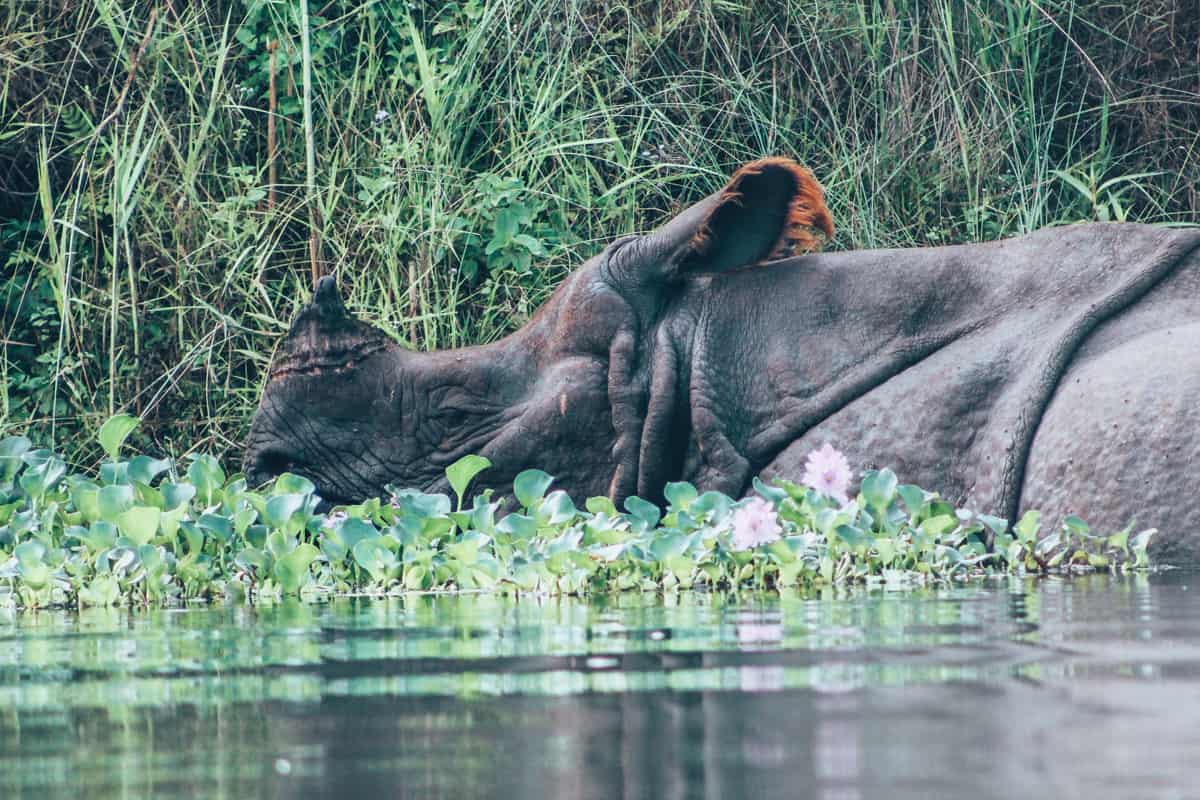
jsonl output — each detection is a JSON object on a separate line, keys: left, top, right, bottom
{"left": 243, "top": 158, "right": 832, "bottom": 504}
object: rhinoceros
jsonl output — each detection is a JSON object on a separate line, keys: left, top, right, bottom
{"left": 244, "top": 158, "right": 1200, "bottom": 562}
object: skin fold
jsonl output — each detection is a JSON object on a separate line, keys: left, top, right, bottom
{"left": 244, "top": 159, "right": 1200, "bottom": 562}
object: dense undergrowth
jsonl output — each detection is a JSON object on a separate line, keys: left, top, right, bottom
{"left": 0, "top": 417, "right": 1154, "bottom": 609}
{"left": 2, "top": 1, "right": 1199, "bottom": 469}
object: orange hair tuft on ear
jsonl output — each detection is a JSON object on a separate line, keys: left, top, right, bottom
{"left": 764, "top": 158, "right": 834, "bottom": 259}
{"left": 689, "top": 157, "right": 834, "bottom": 264}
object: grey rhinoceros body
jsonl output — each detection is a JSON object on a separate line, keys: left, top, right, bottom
{"left": 244, "top": 159, "right": 1200, "bottom": 562}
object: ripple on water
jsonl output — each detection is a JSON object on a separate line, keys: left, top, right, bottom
{"left": 1, "top": 572, "right": 1199, "bottom": 799}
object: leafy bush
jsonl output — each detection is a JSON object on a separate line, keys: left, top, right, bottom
{"left": 3, "top": 1, "right": 1199, "bottom": 464}
{"left": 0, "top": 417, "right": 1154, "bottom": 610}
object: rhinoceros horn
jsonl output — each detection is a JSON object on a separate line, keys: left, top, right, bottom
{"left": 270, "top": 273, "right": 391, "bottom": 378}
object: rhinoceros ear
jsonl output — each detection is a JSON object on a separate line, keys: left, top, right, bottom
{"left": 629, "top": 158, "right": 833, "bottom": 284}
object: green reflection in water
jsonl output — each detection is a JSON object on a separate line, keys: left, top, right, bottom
{"left": 3, "top": 572, "right": 1195, "bottom": 800}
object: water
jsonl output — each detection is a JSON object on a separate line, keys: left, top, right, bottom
{"left": 2, "top": 572, "right": 1199, "bottom": 800}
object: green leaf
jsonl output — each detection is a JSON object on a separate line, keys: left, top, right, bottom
{"left": 187, "top": 455, "right": 225, "bottom": 506}
{"left": 70, "top": 521, "right": 118, "bottom": 551}
{"left": 97, "top": 484, "right": 135, "bottom": 522}
{"left": 98, "top": 414, "right": 139, "bottom": 461}
{"left": 664, "top": 482, "right": 699, "bottom": 511}
{"left": 273, "top": 543, "right": 320, "bottom": 594}
{"left": 1063, "top": 515, "right": 1090, "bottom": 538}
{"left": 977, "top": 514, "right": 1009, "bottom": 538}
{"left": 586, "top": 496, "right": 618, "bottom": 515}
{"left": 751, "top": 477, "right": 787, "bottom": 505}
{"left": 535, "top": 490, "right": 577, "bottom": 527}
{"left": 446, "top": 455, "right": 492, "bottom": 509}
{"left": 834, "top": 524, "right": 868, "bottom": 549}
{"left": 860, "top": 468, "right": 898, "bottom": 511}
{"left": 920, "top": 514, "right": 957, "bottom": 536}
{"left": 353, "top": 538, "right": 397, "bottom": 582}
{"left": 496, "top": 513, "right": 537, "bottom": 540}
{"left": 0, "top": 436, "right": 31, "bottom": 482}
{"left": 116, "top": 506, "right": 161, "bottom": 546}
{"left": 162, "top": 482, "right": 196, "bottom": 512}
{"left": 896, "top": 484, "right": 927, "bottom": 515}
{"left": 624, "top": 496, "right": 661, "bottom": 529}
{"left": 14, "top": 540, "right": 49, "bottom": 590}
{"left": 198, "top": 513, "right": 234, "bottom": 544}
{"left": 339, "top": 518, "right": 380, "bottom": 549}
{"left": 71, "top": 481, "right": 102, "bottom": 522}
{"left": 1014, "top": 510, "right": 1041, "bottom": 544}
{"left": 127, "top": 455, "right": 171, "bottom": 485}
{"left": 273, "top": 472, "right": 316, "bottom": 496}
{"left": 264, "top": 494, "right": 306, "bottom": 530}
{"left": 1131, "top": 528, "right": 1157, "bottom": 567}
{"left": 513, "top": 469, "right": 554, "bottom": 510}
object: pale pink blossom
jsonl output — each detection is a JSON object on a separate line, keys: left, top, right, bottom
{"left": 802, "top": 443, "right": 852, "bottom": 504}
{"left": 321, "top": 510, "right": 348, "bottom": 529}
{"left": 730, "top": 497, "right": 783, "bottom": 551}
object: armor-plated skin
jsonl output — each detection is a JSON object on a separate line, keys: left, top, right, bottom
{"left": 244, "top": 159, "right": 1200, "bottom": 562}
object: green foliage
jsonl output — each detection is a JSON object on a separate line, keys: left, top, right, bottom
{"left": 2, "top": 1, "right": 1198, "bottom": 462}
{"left": 0, "top": 425, "right": 1156, "bottom": 611}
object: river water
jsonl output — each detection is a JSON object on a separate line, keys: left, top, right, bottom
{"left": 1, "top": 572, "right": 1198, "bottom": 799}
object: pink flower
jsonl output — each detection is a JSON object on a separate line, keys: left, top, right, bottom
{"left": 730, "top": 497, "right": 783, "bottom": 551}
{"left": 321, "top": 510, "right": 348, "bottom": 529}
{"left": 801, "top": 443, "right": 852, "bottom": 504}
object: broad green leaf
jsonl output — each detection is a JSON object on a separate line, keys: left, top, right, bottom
{"left": 198, "top": 513, "right": 234, "bottom": 543}
{"left": 162, "top": 482, "right": 196, "bottom": 512}
{"left": 353, "top": 538, "right": 397, "bottom": 581}
{"left": 273, "top": 472, "right": 316, "bottom": 496}
{"left": 446, "top": 455, "right": 491, "bottom": 509}
{"left": 920, "top": 514, "right": 957, "bottom": 536}
{"left": 117, "top": 506, "right": 161, "bottom": 546}
{"left": 860, "top": 468, "right": 898, "bottom": 511}
{"left": 1063, "top": 515, "right": 1090, "bottom": 537}
{"left": 664, "top": 481, "right": 699, "bottom": 511}
{"left": 834, "top": 524, "right": 868, "bottom": 549}
{"left": 14, "top": 540, "right": 49, "bottom": 590}
{"left": 896, "top": 484, "right": 927, "bottom": 516}
{"left": 1014, "top": 510, "right": 1041, "bottom": 544}
{"left": 69, "top": 521, "right": 118, "bottom": 551}
{"left": 751, "top": 477, "right": 787, "bottom": 505}
{"left": 264, "top": 493, "right": 306, "bottom": 529}
{"left": 0, "top": 436, "right": 31, "bottom": 482}
{"left": 585, "top": 496, "right": 618, "bottom": 515}
{"left": 97, "top": 484, "right": 135, "bottom": 522}
{"left": 127, "top": 455, "right": 171, "bottom": 485}
{"left": 339, "top": 518, "right": 381, "bottom": 550}
{"left": 273, "top": 543, "right": 320, "bottom": 594}
{"left": 514, "top": 469, "right": 554, "bottom": 510}
{"left": 98, "top": 414, "right": 139, "bottom": 461}
{"left": 71, "top": 481, "right": 101, "bottom": 522}
{"left": 496, "top": 513, "right": 537, "bottom": 540}
{"left": 188, "top": 455, "right": 225, "bottom": 506}
{"left": 624, "top": 496, "right": 661, "bottom": 529}
{"left": 977, "top": 514, "right": 1009, "bottom": 538}
{"left": 535, "top": 490, "right": 576, "bottom": 527}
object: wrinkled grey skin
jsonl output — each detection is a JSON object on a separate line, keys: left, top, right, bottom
{"left": 245, "top": 161, "right": 1200, "bottom": 562}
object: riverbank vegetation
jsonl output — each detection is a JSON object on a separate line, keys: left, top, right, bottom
{"left": 3, "top": 1, "right": 1199, "bottom": 470}
{"left": 0, "top": 420, "right": 1153, "bottom": 609}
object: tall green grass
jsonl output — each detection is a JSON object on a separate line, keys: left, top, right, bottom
{"left": 2, "top": 0, "right": 1198, "bottom": 468}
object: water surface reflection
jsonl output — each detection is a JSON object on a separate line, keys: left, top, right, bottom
{"left": 2, "top": 573, "right": 1197, "bottom": 799}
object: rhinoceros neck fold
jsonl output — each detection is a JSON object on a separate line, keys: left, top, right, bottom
{"left": 682, "top": 223, "right": 1200, "bottom": 520}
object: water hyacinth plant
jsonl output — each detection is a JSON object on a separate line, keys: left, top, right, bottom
{"left": 0, "top": 418, "right": 1156, "bottom": 610}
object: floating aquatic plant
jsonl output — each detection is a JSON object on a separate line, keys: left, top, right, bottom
{"left": 0, "top": 417, "right": 1156, "bottom": 610}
